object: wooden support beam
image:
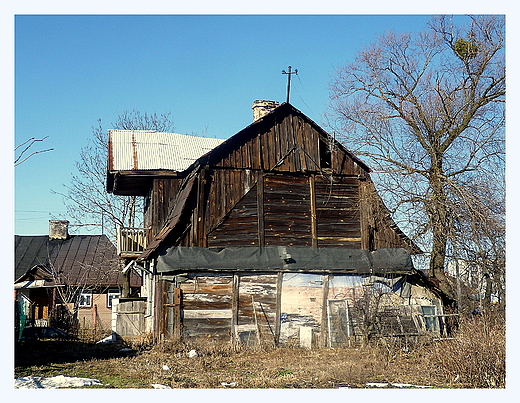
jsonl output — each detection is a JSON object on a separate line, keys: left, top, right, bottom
{"left": 231, "top": 274, "right": 240, "bottom": 342}
{"left": 274, "top": 271, "right": 283, "bottom": 346}
{"left": 309, "top": 175, "right": 318, "bottom": 248}
{"left": 359, "top": 180, "right": 370, "bottom": 250}
{"left": 320, "top": 274, "right": 331, "bottom": 347}
{"left": 173, "top": 287, "right": 182, "bottom": 340}
{"left": 194, "top": 168, "right": 208, "bottom": 247}
{"left": 257, "top": 173, "right": 265, "bottom": 246}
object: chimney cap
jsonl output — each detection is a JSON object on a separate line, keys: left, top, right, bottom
{"left": 49, "top": 220, "right": 70, "bottom": 240}
{"left": 252, "top": 100, "right": 280, "bottom": 121}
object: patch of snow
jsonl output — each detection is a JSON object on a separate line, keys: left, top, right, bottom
{"left": 221, "top": 382, "right": 238, "bottom": 387}
{"left": 152, "top": 383, "right": 172, "bottom": 389}
{"left": 366, "top": 382, "right": 389, "bottom": 388}
{"left": 15, "top": 375, "right": 102, "bottom": 389}
{"left": 365, "top": 382, "right": 433, "bottom": 389}
{"left": 96, "top": 333, "right": 117, "bottom": 344}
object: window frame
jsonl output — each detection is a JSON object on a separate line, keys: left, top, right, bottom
{"left": 78, "top": 290, "right": 93, "bottom": 309}
{"left": 421, "top": 305, "right": 439, "bottom": 332}
{"left": 106, "top": 288, "right": 121, "bottom": 309}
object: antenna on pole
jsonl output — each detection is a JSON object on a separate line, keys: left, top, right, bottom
{"left": 282, "top": 66, "right": 298, "bottom": 103}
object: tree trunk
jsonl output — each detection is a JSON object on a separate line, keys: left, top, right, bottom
{"left": 483, "top": 272, "right": 492, "bottom": 307}
{"left": 429, "top": 155, "right": 456, "bottom": 306}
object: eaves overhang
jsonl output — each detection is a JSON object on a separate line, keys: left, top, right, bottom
{"left": 107, "top": 169, "right": 185, "bottom": 196}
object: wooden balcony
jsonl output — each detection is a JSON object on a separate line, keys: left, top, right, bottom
{"left": 117, "top": 227, "right": 149, "bottom": 258}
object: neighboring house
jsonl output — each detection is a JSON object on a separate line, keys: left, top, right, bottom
{"left": 107, "top": 101, "right": 448, "bottom": 347}
{"left": 14, "top": 220, "right": 141, "bottom": 339}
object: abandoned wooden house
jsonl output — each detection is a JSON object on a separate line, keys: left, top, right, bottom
{"left": 107, "top": 101, "right": 446, "bottom": 347}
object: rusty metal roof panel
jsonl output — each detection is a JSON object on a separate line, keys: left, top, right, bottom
{"left": 108, "top": 130, "right": 225, "bottom": 172}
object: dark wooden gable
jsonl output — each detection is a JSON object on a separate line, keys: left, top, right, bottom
{"left": 140, "top": 103, "right": 421, "bottom": 260}
{"left": 197, "top": 102, "right": 369, "bottom": 175}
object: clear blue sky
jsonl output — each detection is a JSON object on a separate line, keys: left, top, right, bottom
{"left": 10, "top": 12, "right": 505, "bottom": 235}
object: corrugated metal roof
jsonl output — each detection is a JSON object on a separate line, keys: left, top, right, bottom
{"left": 108, "top": 130, "right": 225, "bottom": 171}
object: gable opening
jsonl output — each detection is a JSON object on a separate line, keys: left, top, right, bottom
{"left": 319, "top": 138, "right": 332, "bottom": 169}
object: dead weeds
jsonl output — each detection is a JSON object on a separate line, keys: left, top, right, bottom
{"left": 14, "top": 312, "right": 505, "bottom": 389}
{"left": 15, "top": 340, "right": 447, "bottom": 389}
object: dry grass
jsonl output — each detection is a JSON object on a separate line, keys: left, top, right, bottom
{"left": 15, "top": 311, "right": 505, "bottom": 389}
{"left": 429, "top": 310, "right": 506, "bottom": 388}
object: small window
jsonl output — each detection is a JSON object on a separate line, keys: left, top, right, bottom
{"left": 107, "top": 289, "right": 121, "bottom": 308}
{"left": 421, "top": 305, "right": 439, "bottom": 331}
{"left": 78, "top": 291, "right": 93, "bottom": 308}
{"left": 319, "top": 138, "right": 332, "bottom": 168}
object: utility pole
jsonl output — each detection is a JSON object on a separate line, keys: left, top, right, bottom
{"left": 282, "top": 66, "right": 298, "bottom": 103}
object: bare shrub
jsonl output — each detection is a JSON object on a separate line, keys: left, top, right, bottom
{"left": 429, "top": 309, "right": 505, "bottom": 388}
{"left": 125, "top": 332, "right": 155, "bottom": 351}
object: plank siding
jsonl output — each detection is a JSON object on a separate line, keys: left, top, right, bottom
{"left": 315, "top": 176, "right": 361, "bottom": 248}
{"left": 264, "top": 175, "right": 312, "bottom": 246}
{"left": 237, "top": 274, "right": 278, "bottom": 344}
{"left": 180, "top": 274, "right": 233, "bottom": 340}
{"left": 358, "top": 178, "right": 416, "bottom": 252}
{"left": 207, "top": 184, "right": 259, "bottom": 247}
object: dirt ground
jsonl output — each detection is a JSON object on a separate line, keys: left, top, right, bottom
{"left": 14, "top": 337, "right": 454, "bottom": 389}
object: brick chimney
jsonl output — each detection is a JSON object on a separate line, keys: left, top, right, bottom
{"left": 49, "top": 220, "right": 69, "bottom": 240}
{"left": 252, "top": 100, "right": 280, "bottom": 121}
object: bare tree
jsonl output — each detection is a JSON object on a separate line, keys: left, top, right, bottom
{"left": 47, "top": 241, "right": 122, "bottom": 335}
{"left": 328, "top": 15, "right": 505, "bottom": 306}
{"left": 53, "top": 110, "right": 174, "bottom": 242}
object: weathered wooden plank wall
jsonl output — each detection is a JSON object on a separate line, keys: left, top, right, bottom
{"left": 147, "top": 178, "right": 183, "bottom": 243}
{"left": 237, "top": 274, "right": 278, "bottom": 345}
{"left": 264, "top": 175, "right": 312, "bottom": 246}
{"left": 180, "top": 274, "right": 233, "bottom": 340}
{"left": 156, "top": 272, "right": 438, "bottom": 344}
{"left": 207, "top": 171, "right": 260, "bottom": 247}
{"left": 359, "top": 178, "right": 415, "bottom": 251}
{"left": 116, "top": 300, "right": 146, "bottom": 337}
{"left": 143, "top": 109, "right": 400, "bottom": 252}
{"left": 315, "top": 176, "right": 361, "bottom": 248}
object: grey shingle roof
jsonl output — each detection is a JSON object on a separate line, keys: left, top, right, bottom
{"left": 14, "top": 234, "right": 140, "bottom": 287}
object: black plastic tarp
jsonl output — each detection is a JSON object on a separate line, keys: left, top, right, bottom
{"left": 155, "top": 246, "right": 413, "bottom": 275}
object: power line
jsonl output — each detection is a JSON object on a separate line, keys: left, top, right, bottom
{"left": 295, "top": 73, "right": 316, "bottom": 119}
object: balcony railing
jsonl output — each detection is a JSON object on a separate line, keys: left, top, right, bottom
{"left": 117, "top": 227, "right": 149, "bottom": 258}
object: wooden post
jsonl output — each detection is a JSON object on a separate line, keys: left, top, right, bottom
{"left": 257, "top": 173, "right": 265, "bottom": 246}
{"left": 173, "top": 288, "right": 182, "bottom": 340}
{"left": 309, "top": 175, "right": 318, "bottom": 248}
{"left": 231, "top": 274, "right": 240, "bottom": 342}
{"left": 123, "top": 269, "right": 131, "bottom": 298}
{"left": 195, "top": 168, "right": 208, "bottom": 247}
{"left": 320, "top": 275, "right": 330, "bottom": 347}
{"left": 153, "top": 279, "right": 164, "bottom": 342}
{"left": 251, "top": 296, "right": 261, "bottom": 345}
{"left": 274, "top": 271, "right": 283, "bottom": 346}
{"left": 93, "top": 304, "right": 98, "bottom": 331}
